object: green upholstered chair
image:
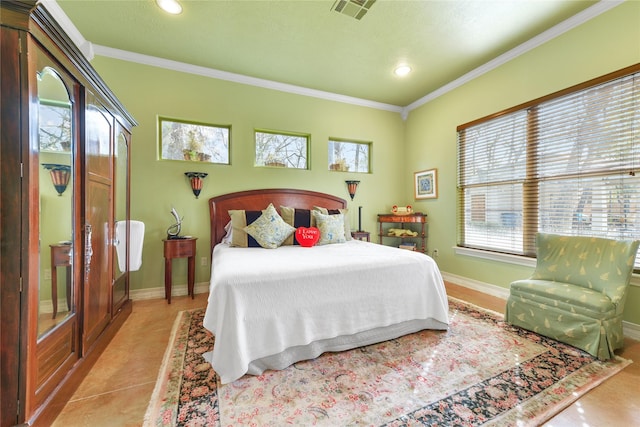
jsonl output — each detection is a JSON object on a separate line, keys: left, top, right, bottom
{"left": 506, "top": 233, "right": 639, "bottom": 359}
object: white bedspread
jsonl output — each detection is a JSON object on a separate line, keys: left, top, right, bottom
{"left": 202, "top": 240, "right": 449, "bottom": 384}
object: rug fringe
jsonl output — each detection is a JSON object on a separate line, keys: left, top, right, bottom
{"left": 487, "top": 356, "right": 632, "bottom": 427}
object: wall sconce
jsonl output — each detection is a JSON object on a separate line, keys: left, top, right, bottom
{"left": 42, "top": 163, "right": 71, "bottom": 196}
{"left": 345, "top": 180, "right": 360, "bottom": 201}
{"left": 184, "top": 172, "right": 208, "bottom": 198}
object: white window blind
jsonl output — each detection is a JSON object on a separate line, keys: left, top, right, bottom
{"left": 457, "top": 65, "right": 640, "bottom": 266}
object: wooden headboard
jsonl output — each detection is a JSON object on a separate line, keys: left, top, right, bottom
{"left": 209, "top": 188, "right": 347, "bottom": 252}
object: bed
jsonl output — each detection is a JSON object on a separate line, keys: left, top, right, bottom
{"left": 202, "top": 188, "right": 449, "bottom": 384}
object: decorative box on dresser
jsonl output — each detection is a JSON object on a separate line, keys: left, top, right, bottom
{"left": 0, "top": 2, "right": 137, "bottom": 426}
{"left": 378, "top": 213, "right": 428, "bottom": 253}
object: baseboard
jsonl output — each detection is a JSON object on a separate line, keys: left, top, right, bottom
{"left": 622, "top": 321, "right": 640, "bottom": 341}
{"left": 441, "top": 271, "right": 640, "bottom": 342}
{"left": 130, "top": 282, "right": 209, "bottom": 301}
{"left": 441, "top": 272, "right": 510, "bottom": 300}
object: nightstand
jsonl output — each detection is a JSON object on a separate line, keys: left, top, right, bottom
{"left": 50, "top": 244, "right": 72, "bottom": 318}
{"left": 163, "top": 237, "right": 197, "bottom": 304}
{"left": 351, "top": 231, "right": 370, "bottom": 242}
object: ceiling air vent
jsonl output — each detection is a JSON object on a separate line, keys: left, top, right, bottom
{"left": 331, "top": 0, "right": 376, "bottom": 20}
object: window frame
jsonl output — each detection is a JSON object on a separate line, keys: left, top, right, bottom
{"left": 158, "top": 116, "right": 230, "bottom": 164}
{"left": 327, "top": 138, "right": 371, "bottom": 173}
{"left": 457, "top": 64, "right": 640, "bottom": 265}
{"left": 254, "top": 129, "right": 310, "bottom": 169}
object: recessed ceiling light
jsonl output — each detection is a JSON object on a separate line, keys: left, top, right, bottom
{"left": 394, "top": 65, "right": 412, "bottom": 77}
{"left": 156, "top": 0, "right": 182, "bottom": 15}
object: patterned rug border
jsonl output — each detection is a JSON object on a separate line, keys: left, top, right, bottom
{"left": 144, "top": 299, "right": 631, "bottom": 426}
{"left": 144, "top": 309, "right": 194, "bottom": 426}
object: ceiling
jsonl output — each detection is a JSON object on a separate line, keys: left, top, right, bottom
{"left": 51, "top": 0, "right": 608, "bottom": 110}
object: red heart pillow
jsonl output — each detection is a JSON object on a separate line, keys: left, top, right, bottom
{"left": 295, "top": 227, "right": 320, "bottom": 247}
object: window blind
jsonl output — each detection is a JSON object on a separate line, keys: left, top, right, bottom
{"left": 457, "top": 64, "right": 640, "bottom": 266}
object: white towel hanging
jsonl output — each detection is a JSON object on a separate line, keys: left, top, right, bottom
{"left": 115, "top": 220, "right": 145, "bottom": 272}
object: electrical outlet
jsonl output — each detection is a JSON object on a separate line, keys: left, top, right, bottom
{"left": 44, "top": 268, "right": 51, "bottom": 280}
{"left": 201, "top": 257, "right": 208, "bottom": 266}
{"left": 433, "top": 249, "right": 439, "bottom": 258}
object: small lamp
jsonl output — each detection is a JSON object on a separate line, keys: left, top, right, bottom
{"left": 184, "top": 172, "right": 208, "bottom": 198}
{"left": 345, "top": 180, "right": 360, "bottom": 201}
{"left": 42, "top": 163, "right": 71, "bottom": 196}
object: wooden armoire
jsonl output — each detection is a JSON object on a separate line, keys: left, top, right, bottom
{"left": 0, "top": 2, "right": 137, "bottom": 425}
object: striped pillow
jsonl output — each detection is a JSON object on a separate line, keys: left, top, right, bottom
{"left": 280, "top": 206, "right": 316, "bottom": 245}
{"left": 228, "top": 207, "right": 267, "bottom": 248}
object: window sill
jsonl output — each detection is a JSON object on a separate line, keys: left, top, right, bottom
{"left": 454, "top": 246, "right": 535, "bottom": 268}
{"left": 454, "top": 246, "right": 640, "bottom": 287}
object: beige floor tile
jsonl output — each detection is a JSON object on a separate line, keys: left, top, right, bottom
{"left": 53, "top": 382, "right": 155, "bottom": 427}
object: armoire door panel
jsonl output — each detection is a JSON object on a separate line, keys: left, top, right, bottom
{"left": 85, "top": 103, "right": 112, "bottom": 180}
{"left": 83, "top": 92, "right": 114, "bottom": 352}
{"left": 112, "top": 126, "right": 131, "bottom": 314}
{"left": 83, "top": 180, "right": 113, "bottom": 351}
{"left": 33, "top": 318, "right": 77, "bottom": 409}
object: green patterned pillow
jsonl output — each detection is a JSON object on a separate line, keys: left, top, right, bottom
{"left": 314, "top": 206, "right": 352, "bottom": 241}
{"left": 312, "top": 210, "right": 346, "bottom": 245}
{"left": 243, "top": 203, "right": 295, "bottom": 249}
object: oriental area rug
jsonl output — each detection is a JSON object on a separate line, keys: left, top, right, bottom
{"left": 143, "top": 298, "right": 630, "bottom": 427}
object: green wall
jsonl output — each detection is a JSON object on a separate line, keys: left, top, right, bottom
{"left": 91, "top": 56, "right": 405, "bottom": 293}
{"left": 404, "top": 1, "right": 640, "bottom": 323}
{"left": 91, "top": 1, "right": 640, "bottom": 324}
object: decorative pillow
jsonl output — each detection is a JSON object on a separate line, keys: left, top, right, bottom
{"left": 314, "top": 206, "right": 352, "bottom": 241}
{"left": 228, "top": 207, "right": 267, "bottom": 247}
{"left": 243, "top": 203, "right": 295, "bottom": 249}
{"left": 280, "top": 206, "right": 316, "bottom": 245}
{"left": 295, "top": 226, "right": 320, "bottom": 247}
{"left": 312, "top": 210, "right": 346, "bottom": 245}
{"left": 221, "top": 221, "right": 233, "bottom": 244}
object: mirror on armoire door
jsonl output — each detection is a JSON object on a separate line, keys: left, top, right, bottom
{"left": 113, "top": 129, "right": 130, "bottom": 312}
{"left": 36, "top": 65, "right": 75, "bottom": 339}
{"left": 29, "top": 50, "right": 81, "bottom": 414}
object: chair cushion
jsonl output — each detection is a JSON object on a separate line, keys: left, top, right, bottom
{"left": 510, "top": 279, "right": 616, "bottom": 319}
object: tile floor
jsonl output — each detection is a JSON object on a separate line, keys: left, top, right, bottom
{"left": 51, "top": 283, "right": 640, "bottom": 426}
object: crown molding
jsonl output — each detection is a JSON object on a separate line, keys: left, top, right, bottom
{"left": 91, "top": 44, "right": 404, "bottom": 114}
{"left": 40, "top": 0, "right": 94, "bottom": 59}
{"left": 41, "top": 0, "right": 623, "bottom": 118}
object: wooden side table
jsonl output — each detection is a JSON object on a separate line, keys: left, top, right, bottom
{"left": 351, "top": 231, "right": 370, "bottom": 242}
{"left": 163, "top": 237, "right": 197, "bottom": 304}
{"left": 377, "top": 213, "right": 427, "bottom": 253}
{"left": 50, "top": 244, "right": 72, "bottom": 318}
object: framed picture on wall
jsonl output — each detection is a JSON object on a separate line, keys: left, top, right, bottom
{"left": 414, "top": 169, "right": 437, "bottom": 199}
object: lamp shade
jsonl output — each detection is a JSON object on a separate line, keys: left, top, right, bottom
{"left": 42, "top": 163, "right": 71, "bottom": 196}
{"left": 184, "top": 172, "right": 208, "bottom": 198}
{"left": 345, "top": 180, "right": 360, "bottom": 201}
